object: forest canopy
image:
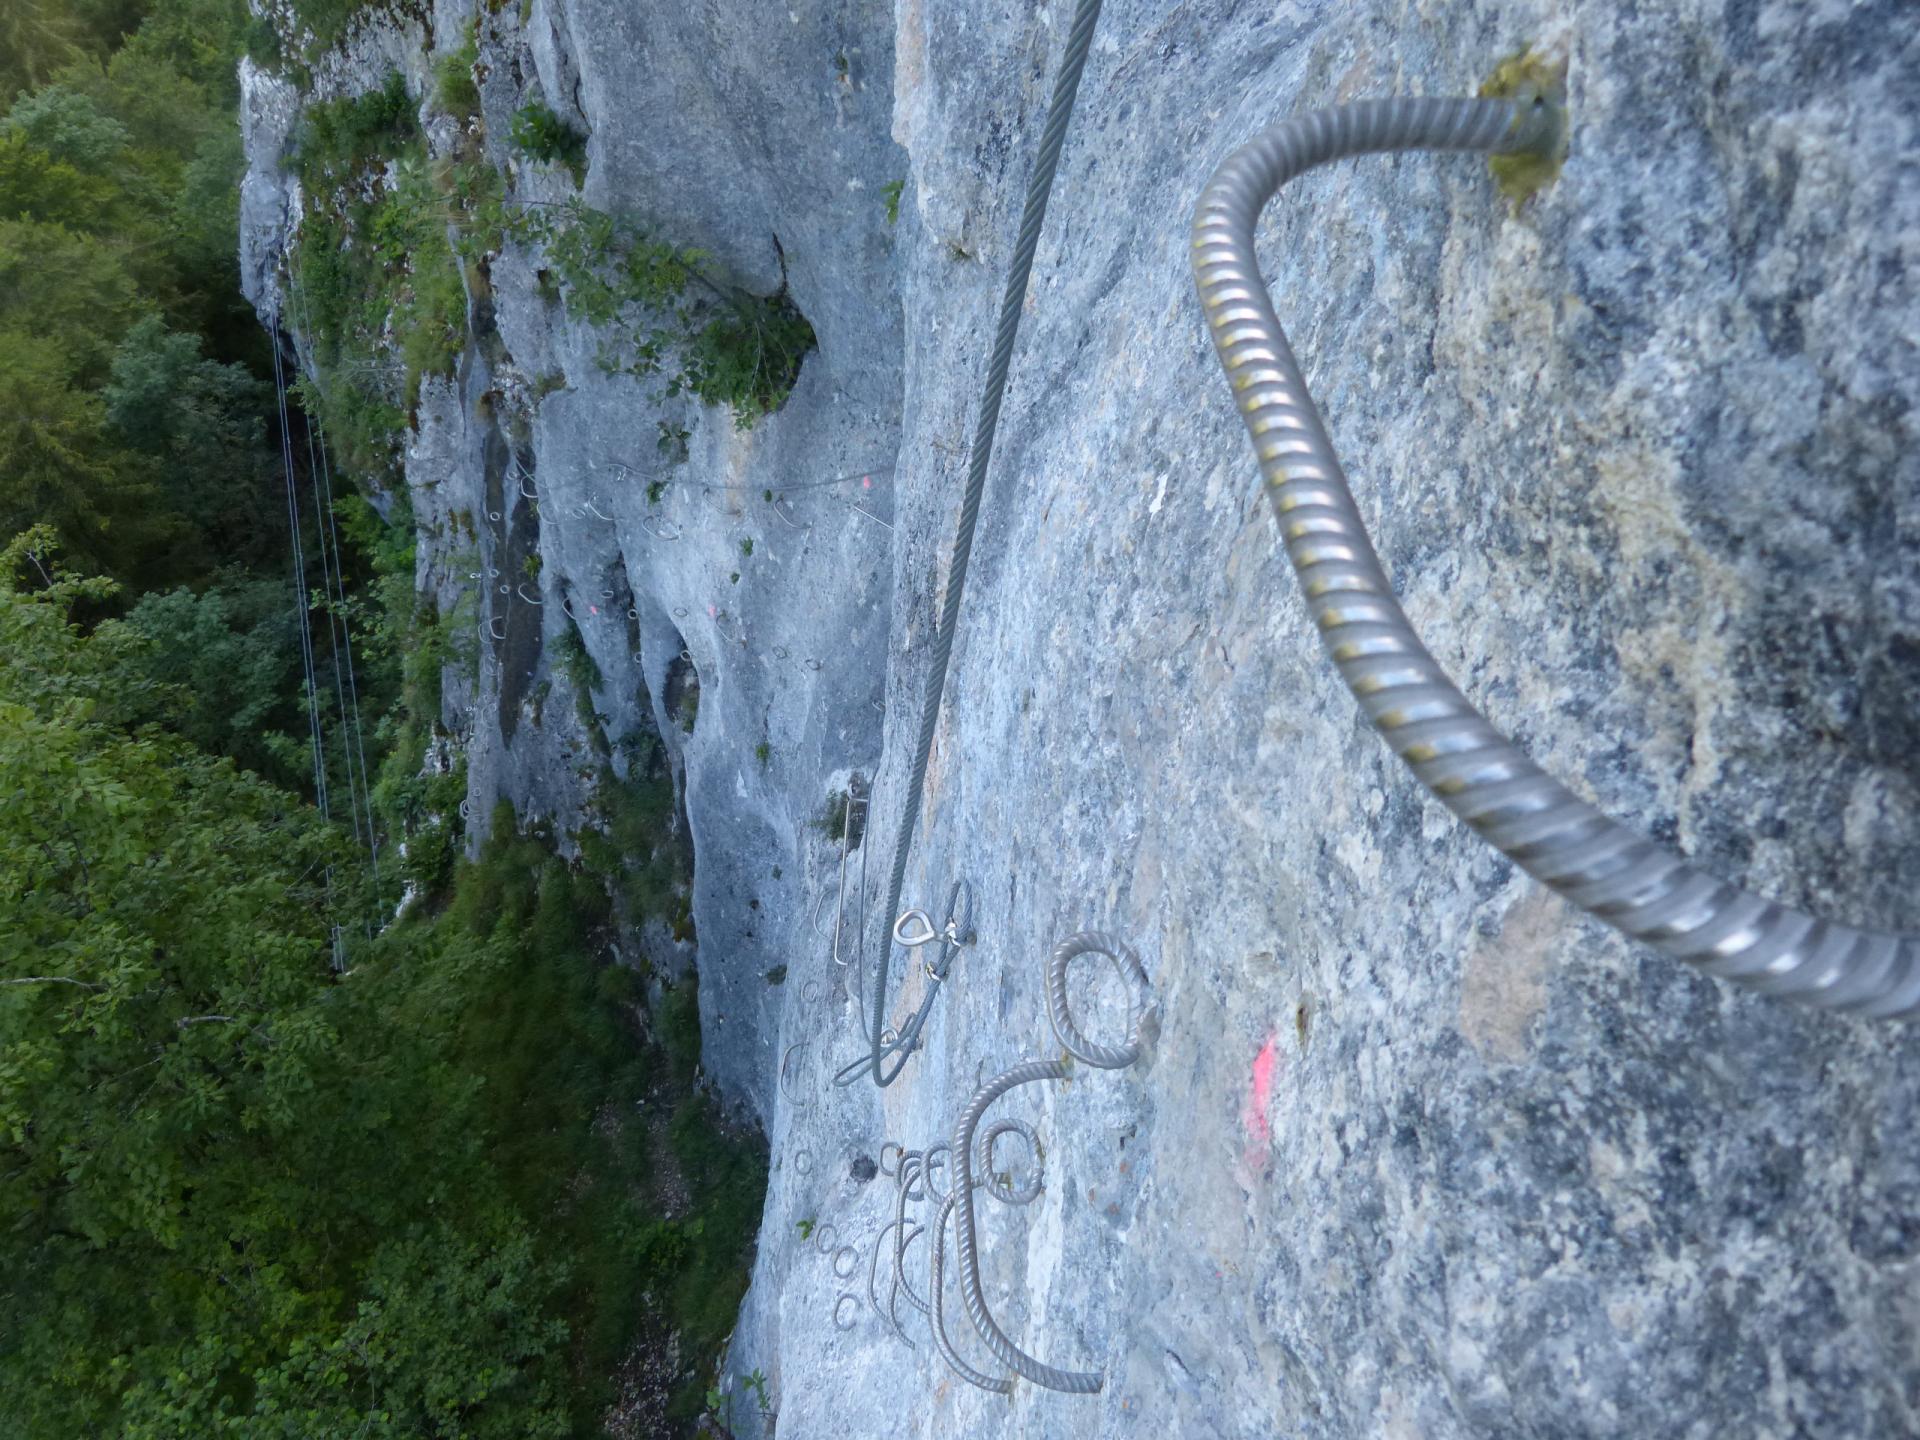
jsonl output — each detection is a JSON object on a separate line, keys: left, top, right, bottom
{"left": 0, "top": 5, "right": 759, "bottom": 1436}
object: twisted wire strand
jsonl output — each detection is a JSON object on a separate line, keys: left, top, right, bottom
{"left": 945, "top": 932, "right": 1152, "bottom": 1393}
{"left": 867, "top": 0, "right": 1108, "bottom": 1087}
{"left": 1190, "top": 96, "right": 1920, "bottom": 1019}
{"left": 950, "top": 1057, "right": 1097, "bottom": 1393}
{"left": 930, "top": 1195, "right": 1015, "bottom": 1395}
{"left": 1046, "top": 932, "right": 1152, "bottom": 1069}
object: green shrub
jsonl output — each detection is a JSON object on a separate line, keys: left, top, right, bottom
{"left": 492, "top": 198, "right": 814, "bottom": 427}
{"left": 296, "top": 72, "right": 417, "bottom": 184}
{"left": 509, "top": 100, "right": 586, "bottom": 177}
{"left": 433, "top": 23, "right": 481, "bottom": 120}
{"left": 286, "top": 0, "right": 378, "bottom": 54}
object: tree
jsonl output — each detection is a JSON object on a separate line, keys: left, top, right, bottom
{"left": 0, "top": 534, "right": 576, "bottom": 1438}
{"left": 0, "top": 1, "right": 88, "bottom": 104}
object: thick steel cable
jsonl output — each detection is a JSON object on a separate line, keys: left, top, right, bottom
{"left": 949, "top": 1057, "right": 1096, "bottom": 1393}
{"left": 930, "top": 1195, "right": 1014, "bottom": 1395}
{"left": 946, "top": 933, "right": 1150, "bottom": 1393}
{"left": 1191, "top": 97, "right": 1920, "bottom": 1019}
{"left": 866, "top": 0, "right": 1107, "bottom": 1087}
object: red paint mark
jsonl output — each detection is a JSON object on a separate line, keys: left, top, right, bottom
{"left": 589, "top": 605, "right": 599, "bottom": 615}
{"left": 708, "top": 604, "right": 717, "bottom": 618}
{"left": 862, "top": 474, "right": 872, "bottom": 489}
{"left": 1243, "top": 1032, "right": 1279, "bottom": 1149}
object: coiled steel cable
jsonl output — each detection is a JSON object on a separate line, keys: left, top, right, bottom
{"left": 949, "top": 1057, "right": 1093, "bottom": 1392}
{"left": 866, "top": 0, "right": 1107, "bottom": 1087}
{"left": 1047, "top": 931, "right": 1152, "bottom": 1068}
{"left": 947, "top": 932, "right": 1151, "bottom": 1393}
{"left": 1191, "top": 96, "right": 1920, "bottom": 1018}
{"left": 929, "top": 1194, "right": 1015, "bottom": 1395}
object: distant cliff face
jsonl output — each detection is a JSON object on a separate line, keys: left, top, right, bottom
{"left": 245, "top": 1, "right": 1920, "bottom": 1436}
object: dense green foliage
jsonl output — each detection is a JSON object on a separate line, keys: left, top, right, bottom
{"left": 486, "top": 197, "right": 815, "bottom": 428}
{"left": 291, "top": 73, "right": 468, "bottom": 471}
{"left": 2, "top": 5, "right": 768, "bottom": 1437}
{"left": 509, "top": 99, "right": 586, "bottom": 177}
{"left": 0, "top": 534, "right": 761, "bottom": 1436}
{"left": 0, "top": 0, "right": 272, "bottom": 590}
{"left": 433, "top": 22, "right": 481, "bottom": 121}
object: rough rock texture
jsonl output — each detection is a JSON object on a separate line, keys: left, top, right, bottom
{"left": 245, "top": 0, "right": 1920, "bottom": 1435}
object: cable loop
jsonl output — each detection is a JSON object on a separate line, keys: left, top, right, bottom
{"left": 979, "top": 1118, "right": 1043, "bottom": 1207}
{"left": 1046, "top": 931, "right": 1152, "bottom": 1070}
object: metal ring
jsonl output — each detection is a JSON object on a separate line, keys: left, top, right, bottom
{"left": 832, "top": 1245, "right": 859, "bottom": 1279}
{"left": 834, "top": 1294, "right": 860, "bottom": 1331}
{"left": 878, "top": 1141, "right": 903, "bottom": 1179}
{"left": 779, "top": 1042, "right": 810, "bottom": 1108}
{"left": 814, "top": 1222, "right": 838, "bottom": 1256}
{"left": 794, "top": 1149, "right": 814, "bottom": 1177}
{"left": 802, "top": 978, "right": 822, "bottom": 1005}
{"left": 980, "top": 1118, "right": 1043, "bottom": 1207}
{"left": 488, "top": 618, "right": 507, "bottom": 641}
{"left": 893, "top": 910, "right": 938, "bottom": 948}
{"left": 673, "top": 606, "right": 689, "bottom": 619}
{"left": 517, "top": 583, "right": 543, "bottom": 605}
{"left": 1046, "top": 932, "right": 1152, "bottom": 1070}
{"left": 803, "top": 657, "right": 823, "bottom": 672}
{"left": 487, "top": 509, "right": 501, "bottom": 522}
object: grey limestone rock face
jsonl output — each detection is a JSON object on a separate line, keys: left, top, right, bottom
{"left": 244, "top": 0, "right": 1920, "bottom": 1435}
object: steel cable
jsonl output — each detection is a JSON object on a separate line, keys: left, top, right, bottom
{"left": 267, "top": 329, "right": 330, "bottom": 820}
{"left": 1190, "top": 96, "right": 1920, "bottom": 1018}
{"left": 834, "top": 879, "right": 974, "bottom": 1087}
{"left": 945, "top": 932, "right": 1151, "bottom": 1394}
{"left": 865, "top": 0, "right": 1107, "bottom": 1087}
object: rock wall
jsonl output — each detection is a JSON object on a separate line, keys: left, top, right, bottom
{"left": 245, "top": 0, "right": 1920, "bottom": 1435}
